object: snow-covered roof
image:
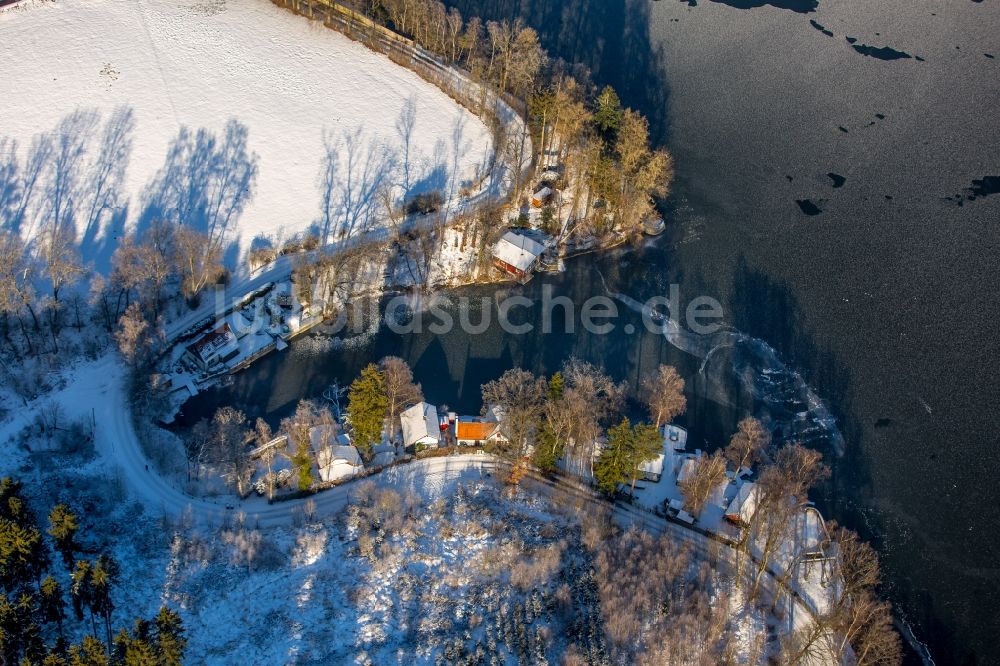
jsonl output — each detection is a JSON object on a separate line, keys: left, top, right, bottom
{"left": 664, "top": 424, "right": 688, "bottom": 451}
{"left": 329, "top": 445, "right": 362, "bottom": 467}
{"left": 725, "top": 482, "right": 759, "bottom": 525}
{"left": 188, "top": 323, "right": 236, "bottom": 362}
{"left": 677, "top": 457, "right": 698, "bottom": 484}
{"left": 250, "top": 434, "right": 289, "bottom": 459}
{"left": 638, "top": 453, "right": 665, "bottom": 477}
{"left": 315, "top": 444, "right": 363, "bottom": 481}
{"left": 401, "top": 402, "right": 439, "bottom": 447}
{"left": 492, "top": 232, "right": 546, "bottom": 273}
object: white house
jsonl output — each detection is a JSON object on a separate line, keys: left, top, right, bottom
{"left": 401, "top": 402, "right": 440, "bottom": 449}
{"left": 316, "top": 445, "right": 364, "bottom": 482}
{"left": 724, "top": 481, "right": 759, "bottom": 527}
{"left": 492, "top": 231, "right": 547, "bottom": 279}
{"left": 310, "top": 424, "right": 363, "bottom": 483}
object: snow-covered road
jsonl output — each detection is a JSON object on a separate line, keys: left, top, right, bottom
{"left": 6, "top": 353, "right": 829, "bottom": 658}
{"left": 94, "top": 359, "right": 498, "bottom": 528}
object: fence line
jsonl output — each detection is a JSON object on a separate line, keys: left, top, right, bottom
{"left": 271, "top": 0, "right": 528, "bottom": 121}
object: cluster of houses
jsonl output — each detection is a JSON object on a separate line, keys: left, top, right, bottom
{"left": 246, "top": 400, "right": 509, "bottom": 497}
{"left": 400, "top": 401, "right": 507, "bottom": 450}
{"left": 166, "top": 283, "right": 324, "bottom": 401}
{"left": 239, "top": 379, "right": 833, "bottom": 595}
{"left": 237, "top": 388, "right": 834, "bottom": 601}
{"left": 628, "top": 424, "right": 835, "bottom": 588}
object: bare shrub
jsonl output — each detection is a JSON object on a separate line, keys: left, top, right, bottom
{"left": 580, "top": 505, "right": 614, "bottom": 551}
{"left": 510, "top": 541, "right": 565, "bottom": 591}
{"left": 220, "top": 527, "right": 263, "bottom": 572}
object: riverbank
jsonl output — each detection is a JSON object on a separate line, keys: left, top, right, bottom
{"left": 178, "top": 0, "right": 1000, "bottom": 660}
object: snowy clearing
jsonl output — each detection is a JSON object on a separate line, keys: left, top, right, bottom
{"left": 0, "top": 0, "right": 493, "bottom": 269}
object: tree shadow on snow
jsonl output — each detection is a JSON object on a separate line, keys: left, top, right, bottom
{"left": 314, "top": 127, "right": 398, "bottom": 245}
{"left": 0, "top": 106, "right": 137, "bottom": 275}
{"left": 139, "top": 118, "right": 259, "bottom": 267}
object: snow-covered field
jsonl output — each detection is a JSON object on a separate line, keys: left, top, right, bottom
{"left": 0, "top": 0, "right": 493, "bottom": 268}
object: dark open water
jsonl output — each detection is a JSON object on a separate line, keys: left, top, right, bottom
{"left": 186, "top": 0, "right": 1000, "bottom": 662}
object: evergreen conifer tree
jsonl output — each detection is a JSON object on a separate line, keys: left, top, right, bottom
{"left": 39, "top": 576, "right": 66, "bottom": 636}
{"left": 594, "top": 418, "right": 633, "bottom": 495}
{"left": 47, "top": 504, "right": 78, "bottom": 570}
{"left": 593, "top": 86, "right": 623, "bottom": 138}
{"left": 347, "top": 364, "right": 388, "bottom": 456}
{"left": 153, "top": 607, "right": 186, "bottom": 666}
{"left": 291, "top": 438, "right": 313, "bottom": 492}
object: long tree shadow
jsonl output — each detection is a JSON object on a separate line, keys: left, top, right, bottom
{"left": 78, "top": 106, "right": 135, "bottom": 274}
{"left": 444, "top": 0, "right": 673, "bottom": 143}
{"left": 139, "top": 119, "right": 259, "bottom": 266}
{"left": 314, "top": 127, "right": 399, "bottom": 244}
{"left": 0, "top": 138, "right": 23, "bottom": 233}
{"left": 0, "top": 107, "right": 137, "bottom": 274}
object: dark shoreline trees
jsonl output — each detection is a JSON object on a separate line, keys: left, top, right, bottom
{"left": 356, "top": 0, "right": 672, "bottom": 241}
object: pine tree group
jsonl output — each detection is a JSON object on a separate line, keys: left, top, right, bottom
{"left": 0, "top": 477, "right": 187, "bottom": 665}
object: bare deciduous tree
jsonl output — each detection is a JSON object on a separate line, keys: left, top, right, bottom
{"left": 114, "top": 301, "right": 149, "bottom": 367}
{"left": 678, "top": 451, "right": 728, "bottom": 517}
{"left": 560, "top": 358, "right": 625, "bottom": 477}
{"left": 783, "top": 523, "right": 901, "bottom": 665}
{"left": 253, "top": 418, "right": 283, "bottom": 502}
{"left": 640, "top": 364, "right": 686, "bottom": 428}
{"left": 0, "top": 231, "right": 37, "bottom": 353}
{"left": 745, "top": 443, "right": 830, "bottom": 601}
{"left": 204, "top": 407, "right": 252, "bottom": 497}
{"left": 724, "top": 416, "right": 771, "bottom": 472}
{"left": 613, "top": 110, "right": 673, "bottom": 235}
{"left": 480, "top": 368, "right": 545, "bottom": 458}
{"left": 379, "top": 356, "right": 423, "bottom": 442}
{"left": 174, "top": 225, "right": 224, "bottom": 302}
